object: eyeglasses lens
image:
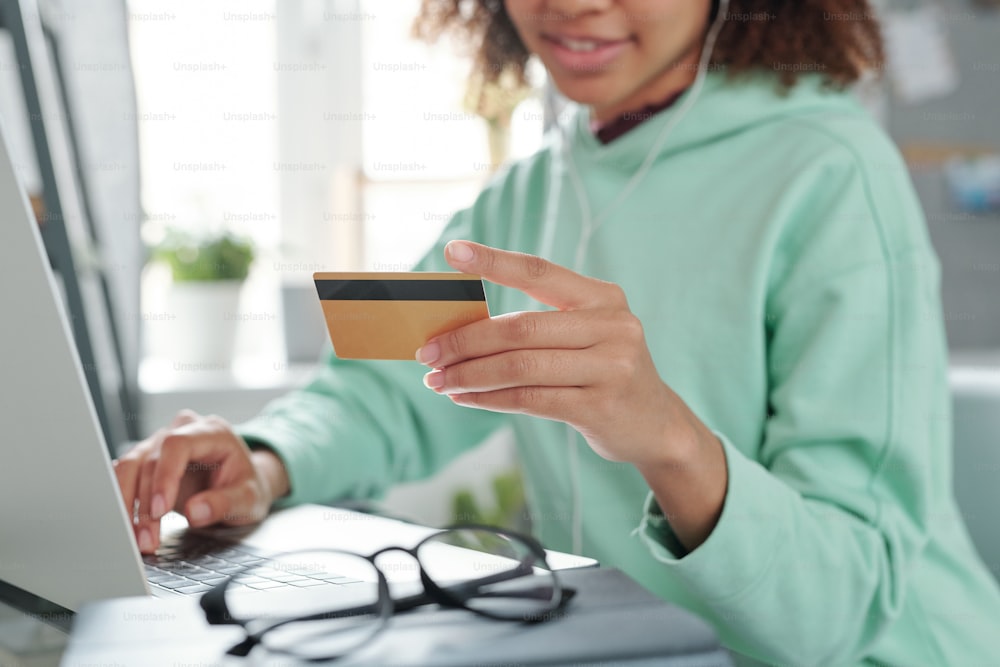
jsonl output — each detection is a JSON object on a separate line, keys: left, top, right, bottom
{"left": 225, "top": 550, "right": 386, "bottom": 660}
{"left": 417, "top": 528, "right": 560, "bottom": 620}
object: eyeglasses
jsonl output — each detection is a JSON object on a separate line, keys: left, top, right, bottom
{"left": 199, "top": 525, "right": 576, "bottom": 661}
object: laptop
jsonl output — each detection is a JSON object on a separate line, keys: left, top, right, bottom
{"left": 0, "top": 120, "right": 595, "bottom": 615}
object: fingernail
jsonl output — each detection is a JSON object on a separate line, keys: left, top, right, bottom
{"left": 138, "top": 528, "right": 153, "bottom": 553}
{"left": 151, "top": 494, "right": 166, "bottom": 520}
{"left": 416, "top": 341, "right": 440, "bottom": 365}
{"left": 189, "top": 502, "right": 211, "bottom": 526}
{"left": 447, "top": 241, "right": 474, "bottom": 263}
{"left": 423, "top": 369, "right": 445, "bottom": 390}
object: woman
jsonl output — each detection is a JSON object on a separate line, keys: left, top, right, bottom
{"left": 117, "top": 1, "right": 1000, "bottom": 663}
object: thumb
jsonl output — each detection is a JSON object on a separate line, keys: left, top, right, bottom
{"left": 444, "top": 240, "right": 603, "bottom": 310}
{"left": 184, "top": 484, "right": 264, "bottom": 528}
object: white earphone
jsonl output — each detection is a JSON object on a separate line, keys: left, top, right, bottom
{"left": 545, "top": 0, "right": 732, "bottom": 272}
{"left": 543, "top": 0, "right": 731, "bottom": 555}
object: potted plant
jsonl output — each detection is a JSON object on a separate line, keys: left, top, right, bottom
{"left": 152, "top": 230, "right": 255, "bottom": 367}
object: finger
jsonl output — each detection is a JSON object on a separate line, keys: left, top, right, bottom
{"left": 170, "top": 409, "right": 200, "bottom": 428}
{"left": 449, "top": 386, "right": 585, "bottom": 421}
{"left": 444, "top": 241, "right": 622, "bottom": 311}
{"left": 112, "top": 455, "right": 142, "bottom": 523}
{"left": 135, "top": 456, "right": 160, "bottom": 553}
{"left": 114, "top": 431, "right": 168, "bottom": 534}
{"left": 185, "top": 483, "right": 263, "bottom": 528}
{"left": 425, "top": 349, "right": 601, "bottom": 395}
{"left": 148, "top": 433, "right": 197, "bottom": 522}
{"left": 418, "top": 310, "right": 606, "bottom": 367}
{"left": 149, "top": 424, "right": 239, "bottom": 523}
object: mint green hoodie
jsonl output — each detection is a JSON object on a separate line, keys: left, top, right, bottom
{"left": 239, "top": 74, "right": 1000, "bottom": 665}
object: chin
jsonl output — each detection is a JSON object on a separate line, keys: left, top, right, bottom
{"left": 550, "top": 78, "right": 624, "bottom": 111}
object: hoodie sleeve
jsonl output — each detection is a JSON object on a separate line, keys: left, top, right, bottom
{"left": 636, "top": 134, "right": 947, "bottom": 665}
{"left": 236, "top": 206, "right": 510, "bottom": 507}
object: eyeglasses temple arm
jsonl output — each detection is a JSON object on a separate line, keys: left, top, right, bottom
{"left": 393, "top": 560, "right": 540, "bottom": 612}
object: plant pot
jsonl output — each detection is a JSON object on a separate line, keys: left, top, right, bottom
{"left": 163, "top": 280, "right": 244, "bottom": 368}
{"left": 281, "top": 283, "right": 327, "bottom": 363}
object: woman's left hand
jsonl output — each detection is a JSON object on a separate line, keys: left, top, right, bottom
{"left": 416, "top": 240, "right": 706, "bottom": 469}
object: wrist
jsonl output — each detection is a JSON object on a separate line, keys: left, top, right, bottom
{"left": 633, "top": 389, "right": 728, "bottom": 552}
{"left": 250, "top": 448, "right": 291, "bottom": 505}
{"left": 634, "top": 383, "right": 710, "bottom": 472}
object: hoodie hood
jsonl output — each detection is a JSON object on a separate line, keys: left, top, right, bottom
{"left": 562, "top": 72, "right": 869, "bottom": 170}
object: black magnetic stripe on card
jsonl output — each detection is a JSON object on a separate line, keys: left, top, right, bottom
{"left": 315, "top": 279, "right": 486, "bottom": 302}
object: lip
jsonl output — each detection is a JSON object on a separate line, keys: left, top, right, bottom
{"left": 541, "top": 33, "right": 631, "bottom": 74}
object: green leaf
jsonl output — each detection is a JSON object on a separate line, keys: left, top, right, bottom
{"left": 450, "top": 468, "right": 528, "bottom": 532}
{"left": 152, "top": 230, "right": 255, "bottom": 282}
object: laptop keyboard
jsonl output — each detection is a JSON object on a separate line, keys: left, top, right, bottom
{"left": 143, "top": 536, "right": 360, "bottom": 596}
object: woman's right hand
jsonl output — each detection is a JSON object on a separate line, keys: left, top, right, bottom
{"left": 113, "top": 409, "right": 290, "bottom": 554}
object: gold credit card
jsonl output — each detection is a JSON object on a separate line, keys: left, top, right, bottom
{"left": 313, "top": 272, "right": 490, "bottom": 360}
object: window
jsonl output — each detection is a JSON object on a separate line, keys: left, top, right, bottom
{"left": 358, "top": 0, "right": 545, "bottom": 269}
{"left": 129, "top": 0, "right": 543, "bottom": 370}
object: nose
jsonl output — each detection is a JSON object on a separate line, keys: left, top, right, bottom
{"left": 540, "top": 0, "right": 615, "bottom": 19}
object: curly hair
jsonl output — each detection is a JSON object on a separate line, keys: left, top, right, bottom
{"left": 412, "top": 0, "right": 884, "bottom": 90}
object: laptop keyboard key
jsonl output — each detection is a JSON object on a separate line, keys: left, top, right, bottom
{"left": 247, "top": 580, "right": 289, "bottom": 590}
{"left": 170, "top": 564, "right": 205, "bottom": 575}
{"left": 186, "top": 555, "right": 227, "bottom": 568}
{"left": 186, "top": 570, "right": 228, "bottom": 582}
{"left": 173, "top": 583, "right": 213, "bottom": 595}
{"left": 289, "top": 579, "right": 332, "bottom": 588}
{"left": 199, "top": 576, "right": 228, "bottom": 586}
{"left": 250, "top": 567, "right": 285, "bottom": 579}
{"left": 267, "top": 574, "right": 311, "bottom": 584}
{"left": 228, "top": 555, "right": 266, "bottom": 566}
{"left": 152, "top": 561, "right": 185, "bottom": 572}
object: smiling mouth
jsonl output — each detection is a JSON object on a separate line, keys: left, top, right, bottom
{"left": 545, "top": 34, "right": 628, "bottom": 52}
{"left": 555, "top": 37, "right": 602, "bottom": 52}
